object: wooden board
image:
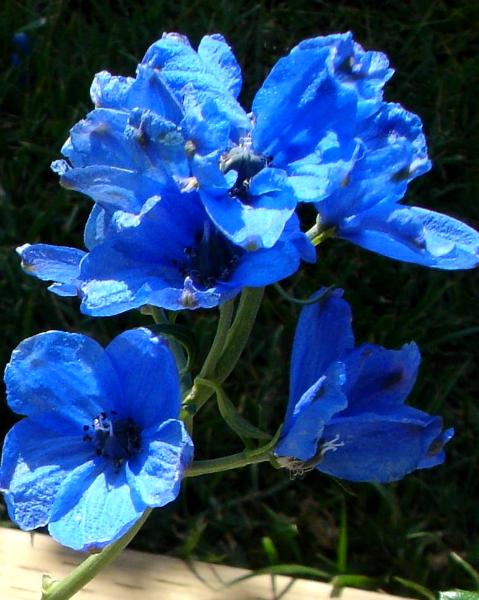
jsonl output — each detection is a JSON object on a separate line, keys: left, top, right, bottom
{"left": 0, "top": 527, "right": 406, "bottom": 600}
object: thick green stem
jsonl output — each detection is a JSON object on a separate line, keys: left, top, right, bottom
{"left": 199, "top": 299, "right": 235, "bottom": 377}
{"left": 185, "top": 450, "right": 271, "bottom": 477}
{"left": 183, "top": 287, "right": 264, "bottom": 413}
{"left": 305, "top": 223, "right": 335, "bottom": 247}
{"left": 215, "top": 287, "right": 264, "bottom": 382}
{"left": 185, "top": 425, "right": 282, "bottom": 478}
{"left": 147, "top": 306, "right": 192, "bottom": 393}
{"left": 42, "top": 509, "right": 151, "bottom": 600}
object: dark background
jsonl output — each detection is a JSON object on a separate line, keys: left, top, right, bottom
{"left": 1, "top": 1, "right": 478, "bottom": 595}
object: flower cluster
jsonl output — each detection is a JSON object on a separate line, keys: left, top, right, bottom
{"left": 0, "top": 31, "right": 472, "bottom": 562}
{"left": 18, "top": 32, "right": 479, "bottom": 316}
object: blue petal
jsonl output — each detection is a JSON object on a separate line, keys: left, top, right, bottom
{"left": 126, "top": 419, "right": 193, "bottom": 506}
{"left": 200, "top": 168, "right": 297, "bottom": 249}
{"left": 0, "top": 420, "right": 91, "bottom": 530}
{"left": 197, "top": 34, "right": 242, "bottom": 98}
{"left": 417, "top": 427, "right": 454, "bottom": 469}
{"left": 181, "top": 91, "right": 234, "bottom": 155}
{"left": 252, "top": 41, "right": 358, "bottom": 165}
{"left": 106, "top": 329, "right": 181, "bottom": 429}
{"left": 341, "top": 342, "right": 420, "bottom": 413}
{"left": 79, "top": 196, "right": 206, "bottom": 315}
{"left": 289, "top": 289, "right": 355, "bottom": 409}
{"left": 91, "top": 66, "right": 183, "bottom": 125}
{"left": 4, "top": 331, "right": 121, "bottom": 429}
{"left": 48, "top": 461, "right": 144, "bottom": 551}
{"left": 90, "top": 71, "right": 134, "bottom": 110}
{"left": 288, "top": 134, "right": 360, "bottom": 203}
{"left": 127, "top": 64, "right": 184, "bottom": 123}
{"left": 316, "top": 103, "right": 431, "bottom": 225}
{"left": 296, "top": 32, "right": 393, "bottom": 119}
{"left": 125, "top": 107, "right": 189, "bottom": 180}
{"left": 17, "top": 243, "right": 85, "bottom": 296}
{"left": 60, "top": 108, "right": 138, "bottom": 170}
{"left": 228, "top": 230, "right": 312, "bottom": 287}
{"left": 339, "top": 203, "right": 479, "bottom": 269}
{"left": 58, "top": 165, "right": 162, "bottom": 213}
{"left": 275, "top": 362, "right": 347, "bottom": 462}
{"left": 141, "top": 33, "right": 249, "bottom": 140}
{"left": 84, "top": 204, "right": 115, "bottom": 250}
{"left": 318, "top": 406, "right": 448, "bottom": 482}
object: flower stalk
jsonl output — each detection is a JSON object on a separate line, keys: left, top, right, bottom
{"left": 183, "top": 287, "right": 264, "bottom": 414}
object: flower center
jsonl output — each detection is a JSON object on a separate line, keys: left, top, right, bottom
{"left": 182, "top": 221, "right": 242, "bottom": 289}
{"left": 220, "top": 137, "right": 269, "bottom": 200}
{"left": 83, "top": 410, "right": 141, "bottom": 469}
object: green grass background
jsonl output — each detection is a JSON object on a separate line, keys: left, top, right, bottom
{"left": 1, "top": 0, "right": 478, "bottom": 596}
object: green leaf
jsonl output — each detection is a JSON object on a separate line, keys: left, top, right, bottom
{"left": 262, "top": 536, "right": 279, "bottom": 565}
{"left": 223, "top": 564, "right": 331, "bottom": 588}
{"left": 393, "top": 576, "right": 435, "bottom": 600}
{"left": 331, "top": 574, "right": 381, "bottom": 590}
{"left": 336, "top": 499, "right": 348, "bottom": 573}
{"left": 449, "top": 553, "right": 479, "bottom": 589}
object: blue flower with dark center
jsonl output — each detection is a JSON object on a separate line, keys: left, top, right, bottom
{"left": 17, "top": 191, "right": 315, "bottom": 314}
{"left": 0, "top": 328, "right": 193, "bottom": 551}
{"left": 275, "top": 289, "right": 453, "bottom": 482}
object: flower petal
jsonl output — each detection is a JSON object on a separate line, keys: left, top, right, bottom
{"left": 4, "top": 331, "right": 121, "bottom": 428}
{"left": 17, "top": 243, "right": 85, "bottom": 297}
{"left": 141, "top": 33, "right": 249, "bottom": 139}
{"left": 106, "top": 329, "right": 181, "bottom": 428}
{"left": 126, "top": 419, "right": 193, "bottom": 507}
{"left": 48, "top": 461, "right": 144, "bottom": 551}
{"left": 0, "top": 420, "right": 91, "bottom": 530}
{"left": 275, "top": 362, "right": 347, "bottom": 462}
{"left": 341, "top": 342, "right": 420, "bottom": 412}
{"left": 289, "top": 289, "right": 355, "bottom": 408}
{"left": 197, "top": 34, "right": 242, "bottom": 98}
{"left": 200, "top": 168, "right": 297, "bottom": 249}
{"left": 252, "top": 42, "right": 357, "bottom": 165}
{"left": 318, "top": 406, "right": 450, "bottom": 482}
{"left": 339, "top": 203, "right": 479, "bottom": 269}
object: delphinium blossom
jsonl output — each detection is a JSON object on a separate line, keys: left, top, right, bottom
{"left": 0, "top": 328, "right": 193, "bottom": 551}
{"left": 18, "top": 195, "right": 314, "bottom": 314}
{"left": 275, "top": 289, "right": 453, "bottom": 482}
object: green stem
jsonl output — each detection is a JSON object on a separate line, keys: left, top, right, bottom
{"left": 185, "top": 450, "right": 271, "bottom": 477}
{"left": 305, "top": 223, "right": 335, "bottom": 246}
{"left": 183, "top": 287, "right": 264, "bottom": 413}
{"left": 147, "top": 306, "right": 192, "bottom": 393}
{"left": 199, "top": 299, "right": 235, "bottom": 377}
{"left": 214, "top": 287, "right": 264, "bottom": 383}
{"left": 184, "top": 425, "right": 282, "bottom": 478}
{"left": 42, "top": 509, "right": 151, "bottom": 600}
{"left": 274, "top": 283, "right": 334, "bottom": 306}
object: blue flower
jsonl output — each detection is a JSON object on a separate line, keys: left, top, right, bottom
{"left": 18, "top": 191, "right": 315, "bottom": 314}
{"left": 51, "top": 32, "right": 392, "bottom": 250}
{"left": 313, "top": 102, "right": 479, "bottom": 269}
{"left": 0, "top": 328, "right": 193, "bottom": 551}
{"left": 275, "top": 290, "right": 453, "bottom": 482}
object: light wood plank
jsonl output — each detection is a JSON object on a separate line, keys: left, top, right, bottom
{"left": 0, "top": 527, "right": 406, "bottom": 600}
